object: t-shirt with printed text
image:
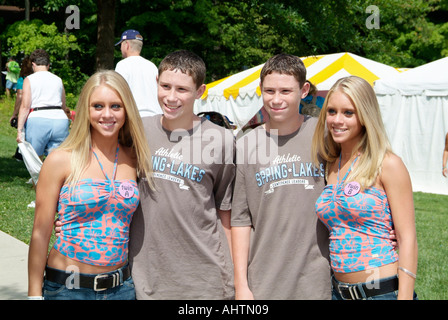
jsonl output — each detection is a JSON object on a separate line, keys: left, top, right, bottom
{"left": 231, "top": 116, "right": 331, "bottom": 300}
{"left": 129, "top": 115, "right": 235, "bottom": 300}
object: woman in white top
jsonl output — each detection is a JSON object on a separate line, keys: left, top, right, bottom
{"left": 16, "top": 49, "right": 70, "bottom": 157}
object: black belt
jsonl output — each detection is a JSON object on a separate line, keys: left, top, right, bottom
{"left": 45, "top": 265, "right": 131, "bottom": 292}
{"left": 31, "top": 106, "right": 62, "bottom": 112}
{"left": 332, "top": 275, "right": 398, "bottom": 300}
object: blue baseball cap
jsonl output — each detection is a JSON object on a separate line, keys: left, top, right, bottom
{"left": 115, "top": 29, "right": 144, "bottom": 46}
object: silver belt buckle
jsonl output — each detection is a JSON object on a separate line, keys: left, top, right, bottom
{"left": 338, "top": 283, "right": 361, "bottom": 300}
{"left": 93, "top": 273, "right": 120, "bottom": 292}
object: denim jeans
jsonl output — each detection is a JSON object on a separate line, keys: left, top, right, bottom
{"left": 43, "top": 267, "right": 136, "bottom": 300}
{"left": 25, "top": 117, "right": 69, "bottom": 156}
{"left": 332, "top": 275, "right": 418, "bottom": 300}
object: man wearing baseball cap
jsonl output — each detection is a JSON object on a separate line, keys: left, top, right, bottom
{"left": 115, "top": 29, "right": 162, "bottom": 117}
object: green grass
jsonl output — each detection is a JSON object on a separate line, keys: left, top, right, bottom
{"left": 414, "top": 192, "right": 448, "bottom": 299}
{"left": 0, "top": 97, "right": 446, "bottom": 299}
{"left": 0, "top": 98, "right": 36, "bottom": 243}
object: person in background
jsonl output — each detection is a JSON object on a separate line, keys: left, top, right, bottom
{"left": 10, "top": 56, "right": 33, "bottom": 127}
{"left": 312, "top": 75, "right": 418, "bottom": 300}
{"left": 300, "top": 80, "right": 325, "bottom": 117}
{"left": 16, "top": 49, "right": 70, "bottom": 158}
{"left": 442, "top": 132, "right": 448, "bottom": 177}
{"left": 231, "top": 54, "right": 331, "bottom": 300}
{"left": 115, "top": 29, "right": 162, "bottom": 118}
{"left": 10, "top": 56, "right": 33, "bottom": 162}
{"left": 28, "top": 70, "right": 153, "bottom": 300}
{"left": 5, "top": 57, "right": 20, "bottom": 98}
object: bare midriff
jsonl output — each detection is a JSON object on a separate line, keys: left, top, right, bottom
{"left": 334, "top": 261, "right": 398, "bottom": 283}
{"left": 47, "top": 248, "right": 127, "bottom": 274}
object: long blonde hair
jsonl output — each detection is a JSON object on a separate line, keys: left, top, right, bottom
{"left": 312, "top": 76, "right": 392, "bottom": 189}
{"left": 58, "top": 70, "right": 153, "bottom": 189}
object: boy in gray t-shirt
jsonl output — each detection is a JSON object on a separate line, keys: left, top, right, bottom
{"left": 129, "top": 50, "right": 235, "bottom": 300}
{"left": 231, "top": 54, "right": 331, "bottom": 300}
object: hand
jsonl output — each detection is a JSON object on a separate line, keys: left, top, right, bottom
{"left": 389, "top": 229, "right": 398, "bottom": 250}
{"left": 16, "top": 131, "right": 25, "bottom": 143}
{"left": 235, "top": 285, "right": 255, "bottom": 300}
{"left": 443, "top": 167, "right": 447, "bottom": 177}
{"left": 54, "top": 219, "right": 62, "bottom": 238}
{"left": 64, "top": 108, "right": 71, "bottom": 120}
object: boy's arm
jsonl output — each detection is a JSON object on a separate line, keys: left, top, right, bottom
{"left": 230, "top": 146, "right": 254, "bottom": 299}
{"left": 231, "top": 226, "right": 253, "bottom": 300}
{"left": 218, "top": 209, "right": 232, "bottom": 258}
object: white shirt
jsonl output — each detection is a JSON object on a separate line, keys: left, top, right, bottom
{"left": 27, "top": 71, "right": 66, "bottom": 120}
{"left": 115, "top": 55, "right": 162, "bottom": 118}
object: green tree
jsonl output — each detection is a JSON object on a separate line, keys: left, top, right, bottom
{"left": 353, "top": 0, "right": 448, "bottom": 67}
{"left": 113, "top": 0, "right": 379, "bottom": 80}
{"left": 2, "top": 19, "right": 87, "bottom": 96}
{"left": 2, "top": 0, "right": 446, "bottom": 94}
{"left": 96, "top": 0, "right": 116, "bottom": 70}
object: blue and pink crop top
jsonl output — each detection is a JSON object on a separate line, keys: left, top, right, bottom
{"left": 315, "top": 156, "right": 398, "bottom": 273}
{"left": 53, "top": 146, "right": 139, "bottom": 266}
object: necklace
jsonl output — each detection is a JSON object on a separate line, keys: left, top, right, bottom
{"left": 337, "top": 153, "right": 360, "bottom": 197}
{"left": 91, "top": 145, "right": 135, "bottom": 199}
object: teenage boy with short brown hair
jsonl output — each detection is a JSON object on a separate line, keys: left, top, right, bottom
{"left": 231, "top": 54, "right": 331, "bottom": 300}
{"left": 129, "top": 50, "right": 235, "bottom": 300}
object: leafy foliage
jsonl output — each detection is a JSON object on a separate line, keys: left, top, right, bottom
{"left": 1, "top": 0, "right": 447, "bottom": 92}
{"left": 2, "top": 19, "right": 88, "bottom": 95}
{"left": 357, "top": 0, "right": 448, "bottom": 67}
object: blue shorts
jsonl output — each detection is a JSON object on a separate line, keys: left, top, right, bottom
{"left": 6, "top": 80, "right": 17, "bottom": 90}
{"left": 25, "top": 117, "right": 69, "bottom": 156}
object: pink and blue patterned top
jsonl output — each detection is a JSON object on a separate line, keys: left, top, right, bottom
{"left": 53, "top": 146, "right": 139, "bottom": 266}
{"left": 315, "top": 156, "right": 398, "bottom": 273}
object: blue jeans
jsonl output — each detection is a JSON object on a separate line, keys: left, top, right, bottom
{"left": 43, "top": 267, "right": 136, "bottom": 300}
{"left": 332, "top": 275, "right": 418, "bottom": 300}
{"left": 6, "top": 80, "right": 17, "bottom": 90}
{"left": 25, "top": 117, "right": 69, "bottom": 156}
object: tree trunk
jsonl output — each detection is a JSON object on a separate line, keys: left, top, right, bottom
{"left": 95, "top": 0, "right": 116, "bottom": 70}
{"left": 25, "top": 0, "right": 30, "bottom": 21}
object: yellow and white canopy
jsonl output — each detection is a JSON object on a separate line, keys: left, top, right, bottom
{"left": 194, "top": 52, "right": 404, "bottom": 131}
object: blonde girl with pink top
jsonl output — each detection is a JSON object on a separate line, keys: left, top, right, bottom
{"left": 312, "top": 76, "right": 418, "bottom": 300}
{"left": 28, "top": 70, "right": 153, "bottom": 300}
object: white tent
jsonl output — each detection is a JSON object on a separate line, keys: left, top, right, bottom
{"left": 194, "top": 52, "right": 404, "bottom": 132}
{"left": 374, "top": 57, "right": 448, "bottom": 195}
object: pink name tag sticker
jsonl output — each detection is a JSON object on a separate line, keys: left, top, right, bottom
{"left": 344, "top": 182, "right": 360, "bottom": 197}
{"left": 119, "top": 182, "right": 135, "bottom": 199}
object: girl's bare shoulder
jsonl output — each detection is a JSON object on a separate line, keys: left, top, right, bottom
{"left": 40, "top": 149, "right": 72, "bottom": 177}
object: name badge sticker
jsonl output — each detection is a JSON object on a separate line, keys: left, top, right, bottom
{"left": 344, "top": 181, "right": 360, "bottom": 197}
{"left": 119, "top": 182, "right": 135, "bottom": 199}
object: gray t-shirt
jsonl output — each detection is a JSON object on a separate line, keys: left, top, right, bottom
{"left": 231, "top": 116, "right": 331, "bottom": 299}
{"left": 129, "top": 115, "right": 235, "bottom": 300}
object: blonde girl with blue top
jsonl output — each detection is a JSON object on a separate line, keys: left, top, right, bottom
{"left": 28, "top": 70, "right": 153, "bottom": 300}
{"left": 312, "top": 76, "right": 418, "bottom": 300}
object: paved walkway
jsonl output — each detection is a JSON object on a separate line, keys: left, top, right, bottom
{"left": 0, "top": 230, "right": 28, "bottom": 300}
